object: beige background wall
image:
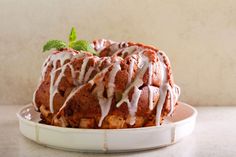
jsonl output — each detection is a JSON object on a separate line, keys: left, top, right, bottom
{"left": 0, "top": 0, "right": 235, "bottom": 106}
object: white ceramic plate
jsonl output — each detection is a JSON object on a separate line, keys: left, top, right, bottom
{"left": 17, "top": 102, "right": 197, "bottom": 153}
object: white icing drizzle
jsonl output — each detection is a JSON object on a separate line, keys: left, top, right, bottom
{"left": 41, "top": 56, "right": 52, "bottom": 80}
{"left": 67, "top": 64, "right": 77, "bottom": 85}
{"left": 59, "top": 64, "right": 112, "bottom": 112}
{"left": 120, "top": 46, "right": 136, "bottom": 58}
{"left": 78, "top": 57, "right": 90, "bottom": 84}
{"left": 92, "top": 39, "right": 106, "bottom": 51}
{"left": 155, "top": 51, "right": 181, "bottom": 125}
{"left": 148, "top": 63, "right": 154, "bottom": 110}
{"left": 116, "top": 54, "right": 149, "bottom": 109}
{"left": 58, "top": 59, "right": 120, "bottom": 127}
{"left": 167, "top": 84, "right": 181, "bottom": 116}
{"left": 119, "top": 42, "right": 129, "bottom": 48}
{"left": 34, "top": 51, "right": 87, "bottom": 113}
{"left": 137, "top": 52, "right": 144, "bottom": 68}
{"left": 88, "top": 64, "right": 112, "bottom": 86}
{"left": 174, "top": 84, "right": 181, "bottom": 100}
{"left": 49, "top": 64, "right": 68, "bottom": 113}
{"left": 97, "top": 57, "right": 106, "bottom": 68}
{"left": 92, "top": 39, "right": 115, "bottom": 52}
{"left": 127, "top": 58, "right": 135, "bottom": 85}
{"left": 116, "top": 54, "right": 149, "bottom": 125}
{"left": 49, "top": 52, "right": 74, "bottom": 113}
{"left": 59, "top": 86, "right": 82, "bottom": 112}
{"left": 148, "top": 63, "right": 153, "bottom": 85}
{"left": 128, "top": 86, "right": 142, "bottom": 125}
{"left": 167, "top": 84, "right": 174, "bottom": 116}
{"left": 84, "top": 67, "right": 94, "bottom": 83}
{"left": 97, "top": 57, "right": 111, "bottom": 72}
{"left": 109, "top": 44, "right": 120, "bottom": 53}
{"left": 107, "top": 62, "right": 121, "bottom": 98}
{"left": 97, "top": 61, "right": 121, "bottom": 127}
{"left": 155, "top": 60, "right": 168, "bottom": 125}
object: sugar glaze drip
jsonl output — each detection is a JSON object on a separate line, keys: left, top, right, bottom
{"left": 155, "top": 51, "right": 180, "bottom": 125}
{"left": 116, "top": 53, "right": 149, "bottom": 125}
{"left": 96, "top": 61, "right": 121, "bottom": 127}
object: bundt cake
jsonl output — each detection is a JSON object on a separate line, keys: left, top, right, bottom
{"left": 33, "top": 37, "right": 180, "bottom": 129}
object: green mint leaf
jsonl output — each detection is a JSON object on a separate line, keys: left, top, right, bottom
{"left": 43, "top": 40, "right": 67, "bottom": 52}
{"left": 70, "top": 40, "right": 97, "bottom": 55}
{"left": 69, "top": 27, "right": 77, "bottom": 43}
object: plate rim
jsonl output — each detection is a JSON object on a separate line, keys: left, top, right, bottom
{"left": 16, "top": 102, "right": 198, "bottom": 132}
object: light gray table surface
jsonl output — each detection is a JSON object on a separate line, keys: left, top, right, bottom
{"left": 0, "top": 104, "right": 235, "bottom": 157}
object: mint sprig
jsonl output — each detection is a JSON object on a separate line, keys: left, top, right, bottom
{"left": 42, "top": 27, "right": 97, "bottom": 55}
{"left": 69, "top": 27, "right": 77, "bottom": 44}
{"left": 70, "top": 40, "right": 96, "bottom": 55}
{"left": 43, "top": 40, "right": 67, "bottom": 52}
